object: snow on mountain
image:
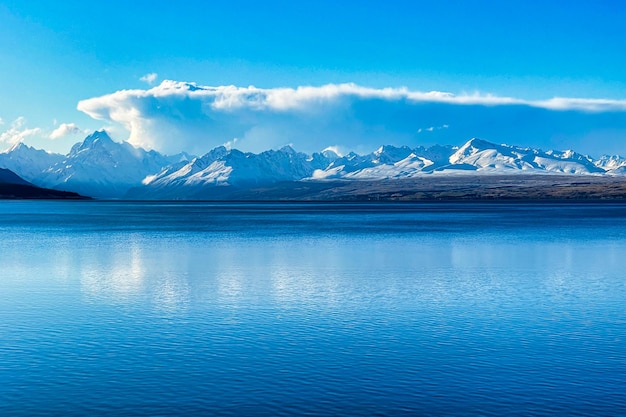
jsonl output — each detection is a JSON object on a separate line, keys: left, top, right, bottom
{"left": 142, "top": 145, "right": 231, "bottom": 187}
{"left": 594, "top": 155, "right": 626, "bottom": 174}
{"left": 0, "top": 142, "right": 64, "bottom": 182}
{"left": 136, "top": 138, "right": 624, "bottom": 198}
{"left": 449, "top": 138, "right": 533, "bottom": 169}
{"left": 3, "top": 132, "right": 626, "bottom": 199}
{"left": 142, "top": 143, "right": 450, "bottom": 195}
{"left": 137, "top": 145, "right": 335, "bottom": 198}
{"left": 312, "top": 144, "right": 449, "bottom": 179}
{"left": 448, "top": 138, "right": 604, "bottom": 174}
{"left": 338, "top": 153, "right": 434, "bottom": 179}
{"left": 539, "top": 149, "right": 603, "bottom": 174}
{"left": 37, "top": 130, "right": 188, "bottom": 198}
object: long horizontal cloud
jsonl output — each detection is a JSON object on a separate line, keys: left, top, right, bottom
{"left": 77, "top": 81, "right": 626, "bottom": 156}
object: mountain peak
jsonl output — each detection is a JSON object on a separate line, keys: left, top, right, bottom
{"left": 463, "top": 138, "right": 498, "bottom": 150}
{"left": 4, "top": 135, "right": 626, "bottom": 200}
{"left": 373, "top": 145, "right": 390, "bottom": 156}
{"left": 4, "top": 141, "right": 63, "bottom": 158}
{"left": 321, "top": 147, "right": 342, "bottom": 159}
{"left": 279, "top": 145, "right": 297, "bottom": 154}
{"left": 70, "top": 130, "right": 116, "bottom": 156}
{"left": 374, "top": 144, "right": 405, "bottom": 154}
{"left": 203, "top": 145, "right": 229, "bottom": 160}
{"left": 449, "top": 138, "right": 501, "bottom": 163}
{"left": 3, "top": 141, "right": 44, "bottom": 154}
{"left": 84, "top": 130, "right": 114, "bottom": 145}
{"left": 6, "top": 141, "right": 26, "bottom": 153}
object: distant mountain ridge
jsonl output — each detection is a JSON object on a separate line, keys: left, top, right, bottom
{"left": 2, "top": 130, "right": 626, "bottom": 199}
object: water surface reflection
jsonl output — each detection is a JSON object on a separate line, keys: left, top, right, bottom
{"left": 1, "top": 201, "right": 625, "bottom": 416}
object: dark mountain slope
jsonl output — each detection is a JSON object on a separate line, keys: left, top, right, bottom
{"left": 0, "top": 168, "right": 88, "bottom": 199}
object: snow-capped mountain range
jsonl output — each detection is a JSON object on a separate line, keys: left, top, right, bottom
{"left": 1, "top": 130, "right": 626, "bottom": 199}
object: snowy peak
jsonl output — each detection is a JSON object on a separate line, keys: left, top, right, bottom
{"left": 446, "top": 137, "right": 603, "bottom": 174}
{"left": 4, "top": 132, "right": 626, "bottom": 200}
{"left": 449, "top": 138, "right": 519, "bottom": 165}
{"left": 134, "top": 138, "right": 626, "bottom": 199}
{"left": 142, "top": 144, "right": 335, "bottom": 193}
{"left": 3, "top": 141, "right": 51, "bottom": 157}
{"left": 595, "top": 155, "right": 626, "bottom": 172}
{"left": 0, "top": 142, "right": 64, "bottom": 183}
{"left": 5, "top": 141, "right": 29, "bottom": 153}
{"left": 149, "top": 146, "right": 230, "bottom": 184}
{"left": 533, "top": 147, "right": 602, "bottom": 174}
{"left": 69, "top": 130, "right": 116, "bottom": 155}
{"left": 278, "top": 145, "right": 297, "bottom": 155}
{"left": 35, "top": 130, "right": 183, "bottom": 198}
{"left": 456, "top": 137, "right": 499, "bottom": 153}
{"left": 203, "top": 145, "right": 229, "bottom": 162}
{"left": 321, "top": 148, "right": 340, "bottom": 160}
{"left": 372, "top": 145, "right": 414, "bottom": 164}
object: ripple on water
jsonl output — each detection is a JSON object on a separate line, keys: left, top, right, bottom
{"left": 1, "top": 201, "right": 626, "bottom": 416}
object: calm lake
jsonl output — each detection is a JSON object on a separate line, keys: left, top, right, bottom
{"left": 1, "top": 201, "right": 625, "bottom": 416}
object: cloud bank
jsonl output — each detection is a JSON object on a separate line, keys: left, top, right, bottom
{"left": 77, "top": 81, "right": 626, "bottom": 156}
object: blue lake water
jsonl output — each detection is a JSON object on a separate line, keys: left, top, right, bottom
{"left": 1, "top": 201, "right": 625, "bottom": 416}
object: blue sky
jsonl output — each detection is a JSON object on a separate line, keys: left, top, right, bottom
{"left": 1, "top": 0, "right": 626, "bottom": 155}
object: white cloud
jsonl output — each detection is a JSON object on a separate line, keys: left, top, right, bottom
{"left": 49, "top": 123, "right": 85, "bottom": 139}
{"left": 77, "top": 80, "right": 626, "bottom": 156}
{"left": 0, "top": 117, "right": 42, "bottom": 146}
{"left": 0, "top": 117, "right": 4, "bottom": 125}
{"left": 418, "top": 125, "right": 449, "bottom": 133}
{"left": 535, "top": 97, "right": 626, "bottom": 112}
{"left": 140, "top": 73, "right": 158, "bottom": 85}
{"left": 223, "top": 137, "right": 239, "bottom": 150}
